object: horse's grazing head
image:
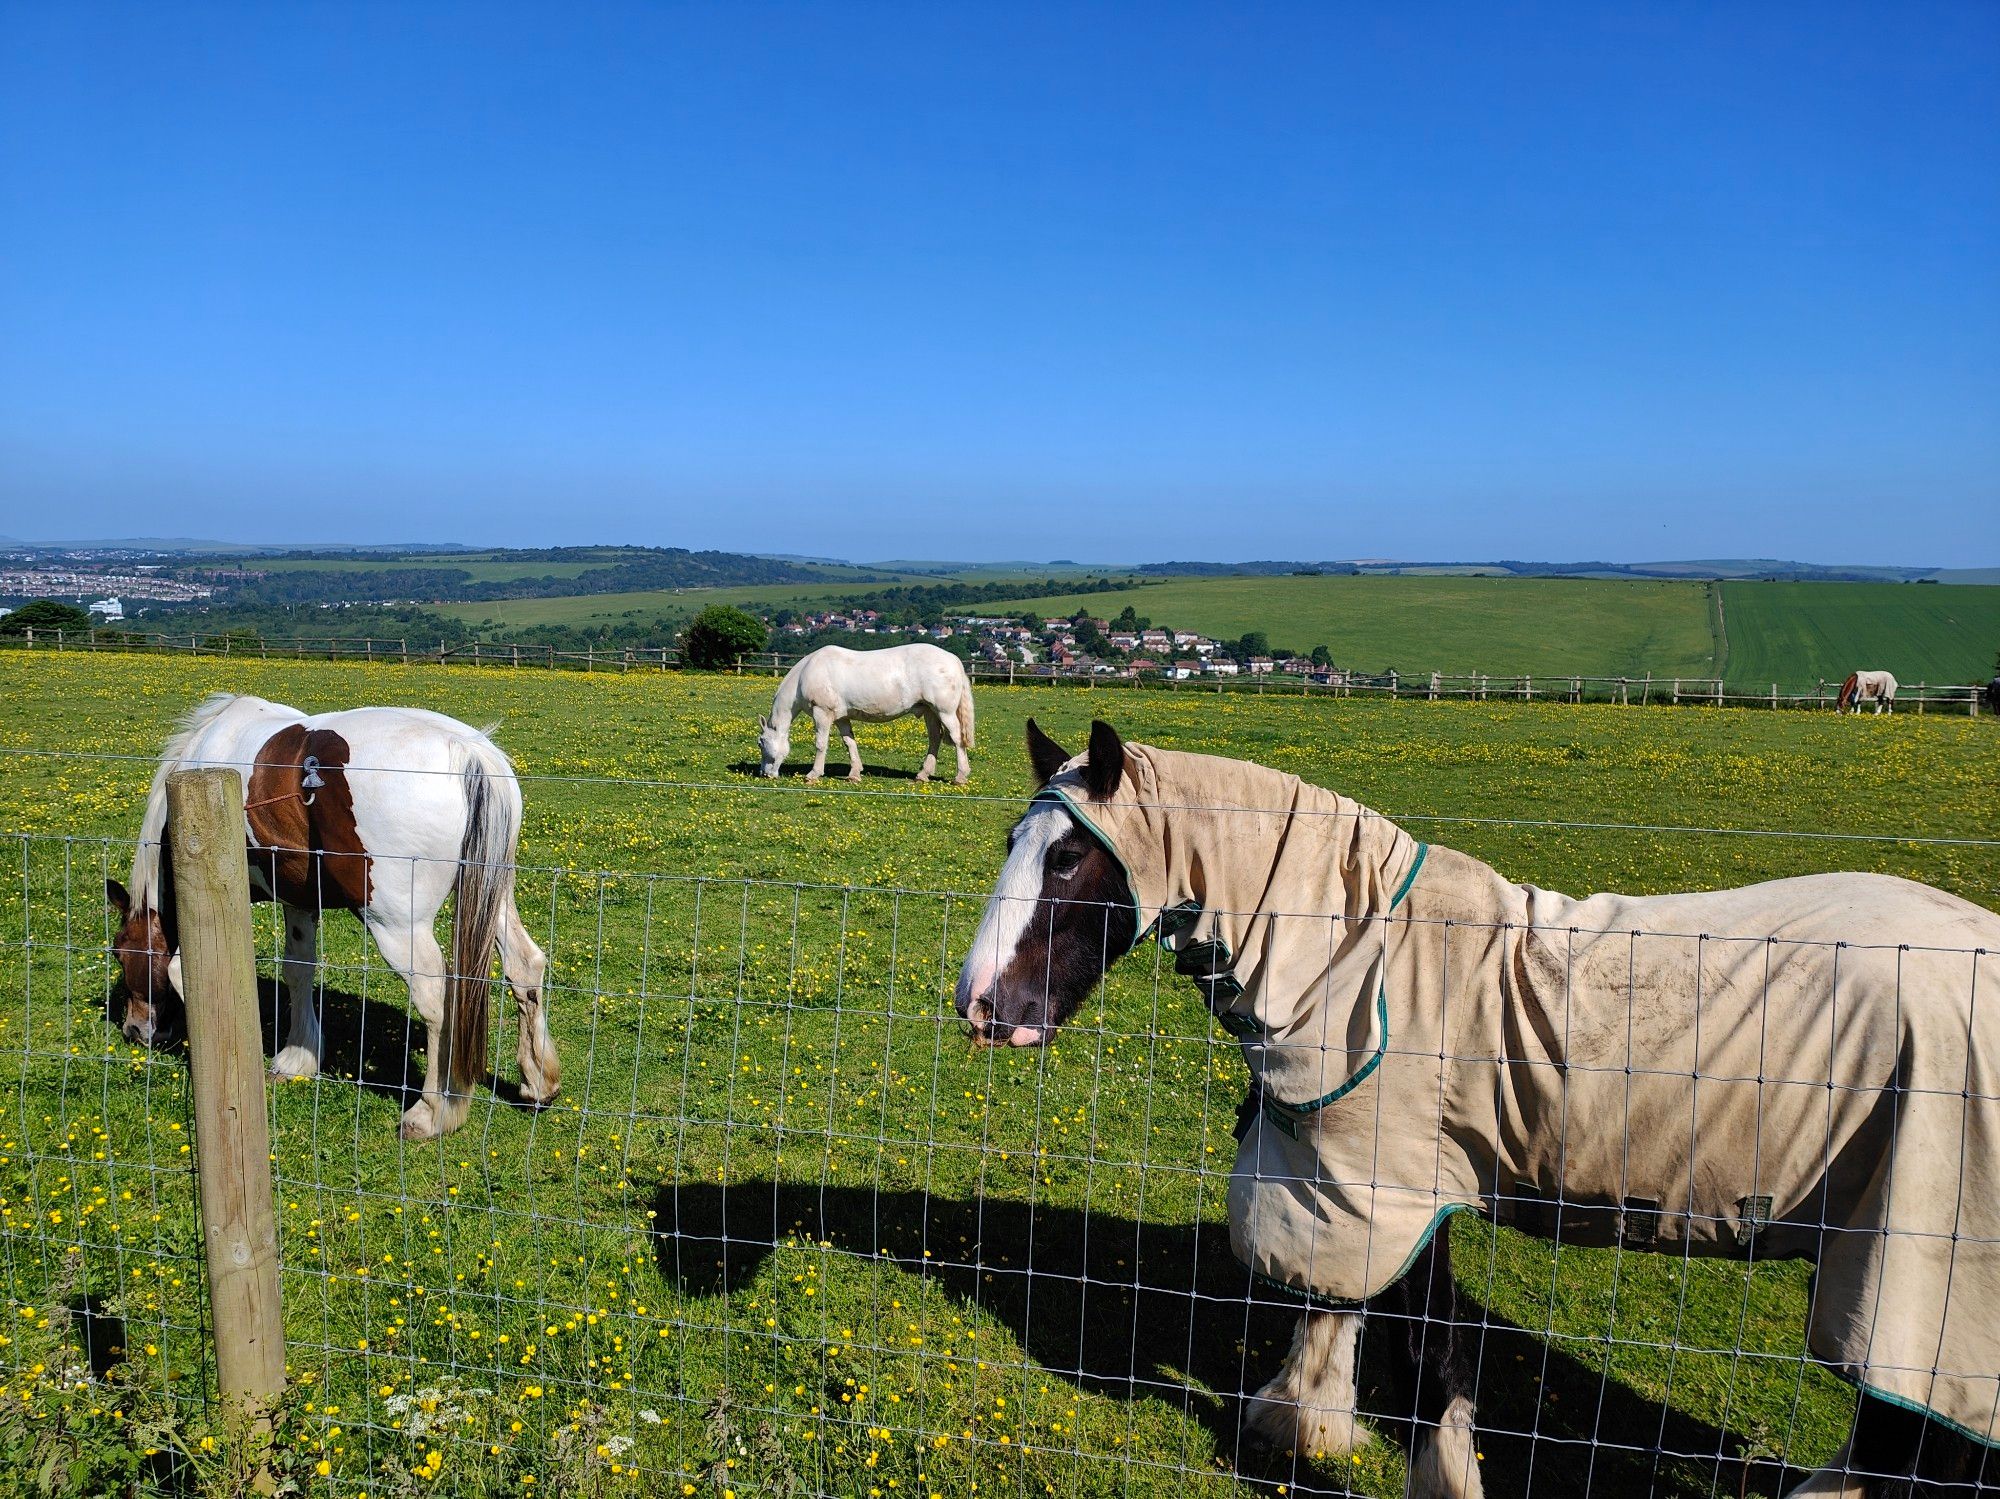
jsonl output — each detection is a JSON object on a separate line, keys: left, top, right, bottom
{"left": 954, "top": 719, "right": 1138, "bottom": 1047}
{"left": 105, "top": 880, "right": 183, "bottom": 1049}
{"left": 756, "top": 715, "right": 785, "bottom": 778}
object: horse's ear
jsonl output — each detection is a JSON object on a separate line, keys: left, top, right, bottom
{"left": 1082, "top": 720, "right": 1125, "bottom": 798}
{"left": 106, "top": 879, "right": 130, "bottom": 920}
{"left": 757, "top": 714, "right": 768, "bottom": 730}
{"left": 1025, "top": 719, "right": 1070, "bottom": 788}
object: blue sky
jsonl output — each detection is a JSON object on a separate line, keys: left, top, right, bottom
{"left": 2, "top": 3, "right": 1995, "bottom": 564}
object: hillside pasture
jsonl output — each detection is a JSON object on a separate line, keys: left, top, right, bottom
{"left": 1, "top": 653, "right": 1995, "bottom": 1496}
{"left": 993, "top": 574, "right": 1722, "bottom": 678}
{"left": 1719, "top": 579, "right": 2000, "bottom": 687}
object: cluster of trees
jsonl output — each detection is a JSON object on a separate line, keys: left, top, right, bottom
{"left": 166, "top": 547, "right": 859, "bottom": 609}
{"left": 825, "top": 575, "right": 1134, "bottom": 629}
{"left": 1063, "top": 607, "right": 1332, "bottom": 669}
{"left": 0, "top": 599, "right": 94, "bottom": 636}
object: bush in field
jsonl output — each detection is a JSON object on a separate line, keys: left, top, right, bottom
{"left": 0, "top": 600, "right": 93, "bottom": 636}
{"left": 680, "top": 605, "right": 767, "bottom": 669}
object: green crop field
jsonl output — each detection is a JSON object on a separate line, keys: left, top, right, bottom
{"left": 1, "top": 652, "right": 1994, "bottom": 1496}
{"left": 995, "top": 574, "right": 1724, "bottom": 678}
{"left": 1719, "top": 580, "right": 2000, "bottom": 687}
{"left": 999, "top": 574, "right": 2000, "bottom": 688}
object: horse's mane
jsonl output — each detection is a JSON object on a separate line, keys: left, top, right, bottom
{"left": 128, "top": 693, "right": 258, "bottom": 904}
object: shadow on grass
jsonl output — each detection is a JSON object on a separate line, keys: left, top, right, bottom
{"left": 650, "top": 1179, "right": 1816, "bottom": 1497}
{"left": 727, "top": 757, "right": 924, "bottom": 783}
{"left": 251, "top": 976, "right": 423, "bottom": 1097}
{"left": 109, "top": 976, "right": 547, "bottom": 1113}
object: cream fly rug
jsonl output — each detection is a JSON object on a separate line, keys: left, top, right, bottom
{"left": 1041, "top": 741, "right": 2000, "bottom": 1446}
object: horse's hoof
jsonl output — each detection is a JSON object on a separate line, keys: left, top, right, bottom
{"left": 803, "top": 772, "right": 823, "bottom": 785}
{"left": 271, "top": 1046, "right": 320, "bottom": 1080}
{"left": 953, "top": 775, "right": 970, "bottom": 786}
{"left": 270, "top": 1050, "right": 312, "bottom": 1079}
{"left": 514, "top": 1065, "right": 561, "bottom": 1108}
{"left": 915, "top": 772, "right": 932, "bottom": 784}
{"left": 846, "top": 773, "right": 862, "bottom": 783}
{"left": 399, "top": 1102, "right": 441, "bottom": 1141}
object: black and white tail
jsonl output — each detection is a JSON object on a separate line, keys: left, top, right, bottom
{"left": 444, "top": 738, "right": 518, "bottom": 1102}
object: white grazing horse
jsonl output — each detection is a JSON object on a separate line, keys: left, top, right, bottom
{"left": 108, "top": 693, "right": 560, "bottom": 1141}
{"left": 1837, "top": 669, "right": 1898, "bottom": 714}
{"left": 757, "top": 643, "right": 976, "bottom": 784}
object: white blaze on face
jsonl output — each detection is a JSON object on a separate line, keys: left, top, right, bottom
{"left": 956, "top": 801, "right": 1071, "bottom": 1039}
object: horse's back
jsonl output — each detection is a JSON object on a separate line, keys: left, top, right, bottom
{"left": 1532, "top": 870, "right": 1995, "bottom": 945}
{"left": 302, "top": 704, "right": 506, "bottom": 767}
{"left": 1520, "top": 872, "right": 2000, "bottom": 1076}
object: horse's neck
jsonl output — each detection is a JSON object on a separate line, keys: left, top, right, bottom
{"left": 770, "top": 660, "right": 811, "bottom": 727}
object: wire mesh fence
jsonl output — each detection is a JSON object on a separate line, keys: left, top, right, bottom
{"left": 3, "top": 773, "right": 1997, "bottom": 1495}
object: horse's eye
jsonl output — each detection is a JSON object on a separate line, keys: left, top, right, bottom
{"left": 1048, "top": 846, "right": 1084, "bottom": 879}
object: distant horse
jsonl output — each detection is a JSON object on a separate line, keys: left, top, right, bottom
{"left": 757, "top": 643, "right": 975, "bottom": 784}
{"left": 955, "top": 719, "right": 2000, "bottom": 1497}
{"left": 1984, "top": 675, "right": 2000, "bottom": 716}
{"left": 1836, "top": 669, "right": 1898, "bottom": 713}
{"left": 108, "top": 694, "right": 560, "bottom": 1141}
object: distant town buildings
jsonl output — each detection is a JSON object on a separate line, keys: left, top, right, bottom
{"left": 774, "top": 608, "right": 1343, "bottom": 683}
{"left": 0, "top": 569, "right": 214, "bottom": 605}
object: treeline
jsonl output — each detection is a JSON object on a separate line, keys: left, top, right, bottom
{"left": 824, "top": 575, "right": 1136, "bottom": 626}
{"left": 170, "top": 547, "right": 858, "bottom": 608}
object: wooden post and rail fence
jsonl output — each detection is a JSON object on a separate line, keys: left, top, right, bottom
{"left": 4, "top": 627, "right": 1986, "bottom": 713}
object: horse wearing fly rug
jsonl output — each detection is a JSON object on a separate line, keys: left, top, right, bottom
{"left": 1837, "top": 670, "right": 1899, "bottom": 714}
{"left": 758, "top": 643, "right": 975, "bottom": 784}
{"left": 956, "top": 720, "right": 1999, "bottom": 1497}
{"left": 107, "top": 694, "right": 561, "bottom": 1141}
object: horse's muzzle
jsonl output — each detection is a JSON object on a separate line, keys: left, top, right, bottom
{"left": 959, "top": 995, "right": 1046, "bottom": 1048}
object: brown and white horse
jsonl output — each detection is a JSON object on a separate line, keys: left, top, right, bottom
{"left": 108, "top": 693, "right": 560, "bottom": 1140}
{"left": 1836, "top": 669, "right": 1898, "bottom": 714}
{"left": 955, "top": 719, "right": 1997, "bottom": 1498}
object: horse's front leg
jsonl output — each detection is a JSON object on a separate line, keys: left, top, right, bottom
{"left": 804, "top": 709, "right": 834, "bottom": 783}
{"left": 1242, "top": 1309, "right": 1365, "bottom": 1461}
{"left": 270, "top": 903, "right": 323, "bottom": 1079}
{"left": 837, "top": 716, "right": 863, "bottom": 782}
{"left": 1389, "top": 1231, "right": 1483, "bottom": 1498}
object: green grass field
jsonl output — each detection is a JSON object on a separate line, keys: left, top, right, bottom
{"left": 1, "top": 653, "right": 1994, "bottom": 1496}
{"left": 999, "top": 574, "right": 2000, "bottom": 688}
{"left": 1719, "top": 580, "right": 2000, "bottom": 687}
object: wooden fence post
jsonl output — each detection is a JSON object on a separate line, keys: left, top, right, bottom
{"left": 1916, "top": 682, "right": 1925, "bottom": 716}
{"left": 167, "top": 769, "right": 286, "bottom": 1453}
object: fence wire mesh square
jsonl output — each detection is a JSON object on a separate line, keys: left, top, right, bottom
{"left": 3, "top": 810, "right": 1996, "bottom": 1497}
